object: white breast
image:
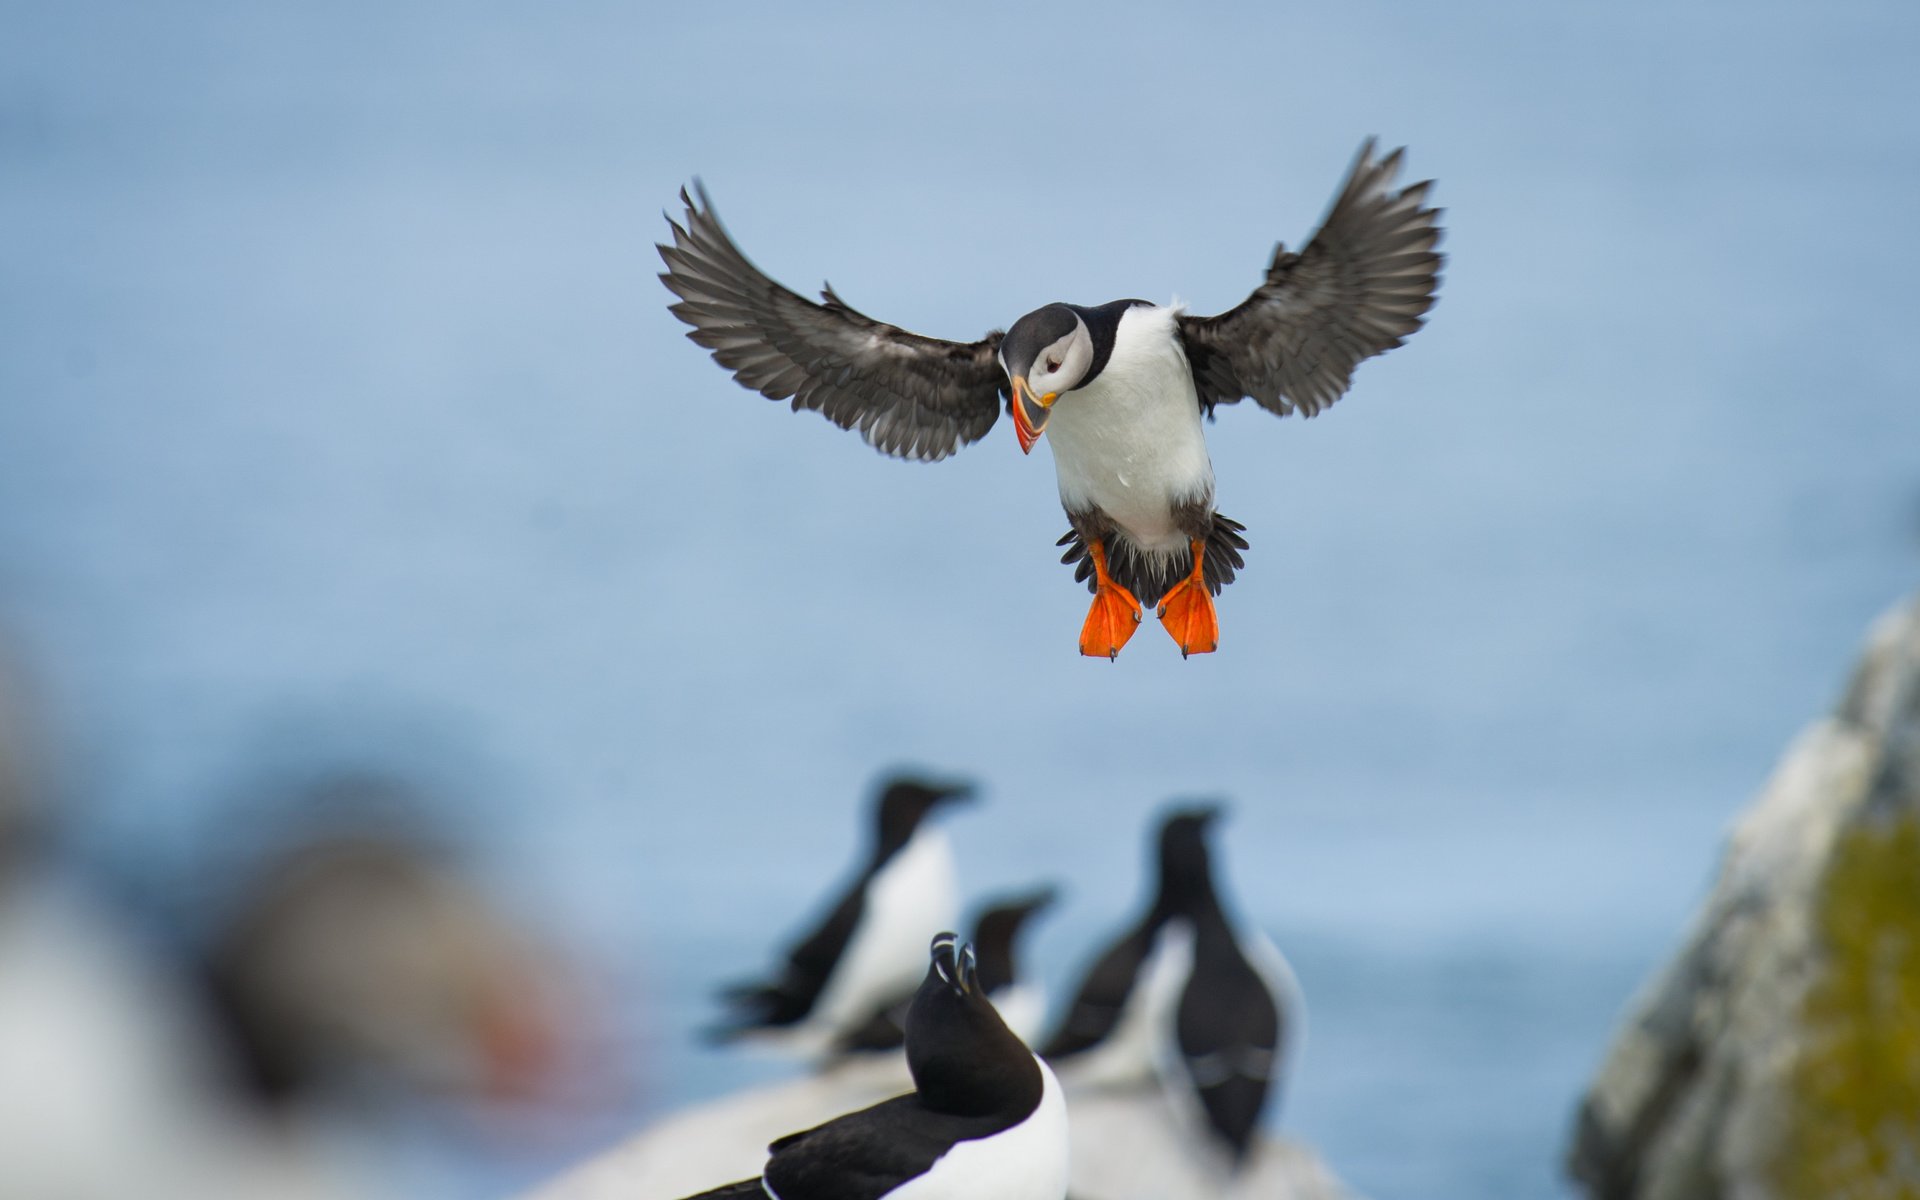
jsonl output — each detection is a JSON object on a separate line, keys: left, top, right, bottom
{"left": 803, "top": 830, "right": 958, "bottom": 1045}
{"left": 986, "top": 983, "right": 1046, "bottom": 1049}
{"left": 884, "top": 1057, "right": 1069, "bottom": 1200}
{"left": 1043, "top": 305, "right": 1214, "bottom": 555}
{"left": 1051, "top": 920, "right": 1194, "bottom": 1092}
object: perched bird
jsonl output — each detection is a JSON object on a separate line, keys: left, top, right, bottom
{"left": 1040, "top": 806, "right": 1301, "bottom": 1169}
{"left": 678, "top": 933, "right": 1068, "bottom": 1200}
{"left": 711, "top": 775, "right": 971, "bottom": 1054}
{"left": 197, "top": 832, "right": 569, "bottom": 1109}
{"left": 838, "top": 885, "right": 1058, "bottom": 1053}
{"left": 659, "top": 139, "right": 1442, "bottom": 658}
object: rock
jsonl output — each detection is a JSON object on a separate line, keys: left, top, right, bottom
{"left": 1569, "top": 593, "right": 1920, "bottom": 1200}
{"left": 1063, "top": 1088, "right": 1355, "bottom": 1200}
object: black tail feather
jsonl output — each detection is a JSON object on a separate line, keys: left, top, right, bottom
{"left": 1058, "top": 512, "right": 1249, "bottom": 605}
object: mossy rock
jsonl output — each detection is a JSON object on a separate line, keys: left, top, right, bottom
{"left": 1777, "top": 812, "right": 1920, "bottom": 1199}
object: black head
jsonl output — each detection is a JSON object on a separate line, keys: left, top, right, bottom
{"left": 1154, "top": 802, "right": 1223, "bottom": 914}
{"left": 1000, "top": 305, "right": 1082, "bottom": 382}
{"left": 905, "top": 932, "right": 1040, "bottom": 1117}
{"left": 968, "top": 885, "right": 1059, "bottom": 996}
{"left": 873, "top": 773, "right": 973, "bottom": 858}
{"left": 999, "top": 300, "right": 1149, "bottom": 454}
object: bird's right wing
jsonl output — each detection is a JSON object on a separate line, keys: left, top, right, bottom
{"left": 660, "top": 184, "right": 1008, "bottom": 462}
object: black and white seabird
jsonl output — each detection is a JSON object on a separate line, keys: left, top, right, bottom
{"left": 1040, "top": 805, "right": 1300, "bottom": 1168}
{"left": 678, "top": 932, "right": 1069, "bottom": 1200}
{"left": 838, "top": 885, "right": 1058, "bottom": 1054}
{"left": 711, "top": 775, "right": 971, "bottom": 1055}
{"left": 659, "top": 139, "right": 1442, "bottom": 658}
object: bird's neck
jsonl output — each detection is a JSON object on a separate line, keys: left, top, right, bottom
{"left": 909, "top": 1008, "right": 1041, "bottom": 1118}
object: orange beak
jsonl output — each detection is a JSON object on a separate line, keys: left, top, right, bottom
{"left": 1011, "top": 376, "right": 1057, "bottom": 455}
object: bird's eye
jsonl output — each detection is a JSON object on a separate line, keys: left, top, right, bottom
{"left": 1046, "top": 358, "right": 1061, "bottom": 373}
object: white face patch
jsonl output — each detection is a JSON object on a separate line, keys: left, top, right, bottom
{"left": 1028, "top": 316, "right": 1092, "bottom": 395}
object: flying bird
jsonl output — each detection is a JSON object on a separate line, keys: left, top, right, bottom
{"left": 710, "top": 774, "right": 970, "bottom": 1055}
{"left": 678, "top": 933, "right": 1069, "bottom": 1200}
{"left": 659, "top": 139, "right": 1443, "bottom": 658}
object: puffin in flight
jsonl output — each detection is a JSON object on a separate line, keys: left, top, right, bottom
{"left": 659, "top": 139, "right": 1442, "bottom": 658}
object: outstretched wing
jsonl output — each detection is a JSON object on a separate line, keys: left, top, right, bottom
{"left": 659, "top": 184, "right": 1008, "bottom": 462}
{"left": 1179, "top": 139, "right": 1443, "bottom": 419}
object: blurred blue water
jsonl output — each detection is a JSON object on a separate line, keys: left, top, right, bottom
{"left": 2, "top": 2, "right": 1918, "bottom": 1197}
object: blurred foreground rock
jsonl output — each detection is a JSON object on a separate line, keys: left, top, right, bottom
{"left": 1570, "top": 593, "right": 1920, "bottom": 1199}
{"left": 528, "top": 1064, "right": 1355, "bottom": 1200}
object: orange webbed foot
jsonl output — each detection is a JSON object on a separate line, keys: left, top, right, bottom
{"left": 1077, "top": 539, "right": 1142, "bottom": 660}
{"left": 1156, "top": 539, "right": 1219, "bottom": 657}
{"left": 1080, "top": 581, "right": 1143, "bottom": 660}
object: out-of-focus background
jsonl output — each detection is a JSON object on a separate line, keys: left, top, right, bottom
{"left": 2, "top": 2, "right": 1917, "bottom": 1197}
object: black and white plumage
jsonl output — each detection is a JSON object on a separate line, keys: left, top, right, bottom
{"left": 1040, "top": 806, "right": 1300, "bottom": 1169}
{"left": 679, "top": 933, "right": 1069, "bottom": 1200}
{"left": 711, "top": 775, "right": 971, "bottom": 1055}
{"left": 659, "top": 139, "right": 1442, "bottom": 657}
{"left": 838, "top": 886, "right": 1058, "bottom": 1054}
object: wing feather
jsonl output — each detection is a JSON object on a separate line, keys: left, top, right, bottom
{"left": 1179, "top": 140, "right": 1444, "bottom": 419}
{"left": 660, "top": 185, "right": 1006, "bottom": 462}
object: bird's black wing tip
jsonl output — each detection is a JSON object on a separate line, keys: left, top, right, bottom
{"left": 674, "top": 1178, "right": 765, "bottom": 1200}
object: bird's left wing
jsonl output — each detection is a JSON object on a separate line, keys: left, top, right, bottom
{"left": 1179, "top": 139, "right": 1443, "bottom": 419}
{"left": 660, "top": 184, "right": 1008, "bottom": 462}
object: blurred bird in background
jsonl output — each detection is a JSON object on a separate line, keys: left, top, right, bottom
{"left": 538, "top": 774, "right": 1000, "bottom": 1197}
{"left": 1042, "top": 804, "right": 1309, "bottom": 1195}
{"left": 0, "top": 656, "right": 618, "bottom": 1200}
{"left": 528, "top": 794, "right": 1335, "bottom": 1200}
{"left": 838, "top": 886, "right": 1059, "bottom": 1054}
{"left": 197, "top": 824, "right": 586, "bottom": 1116}
{"left": 708, "top": 773, "right": 972, "bottom": 1055}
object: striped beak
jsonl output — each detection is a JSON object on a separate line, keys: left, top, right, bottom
{"left": 930, "top": 932, "right": 977, "bottom": 995}
{"left": 1010, "top": 376, "right": 1055, "bottom": 455}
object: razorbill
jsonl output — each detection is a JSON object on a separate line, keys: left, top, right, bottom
{"left": 677, "top": 932, "right": 1069, "bottom": 1200}
{"left": 659, "top": 139, "right": 1442, "bottom": 658}
{"left": 838, "top": 885, "right": 1058, "bottom": 1053}
{"left": 1040, "top": 805, "right": 1301, "bottom": 1168}
{"left": 711, "top": 775, "right": 971, "bottom": 1055}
